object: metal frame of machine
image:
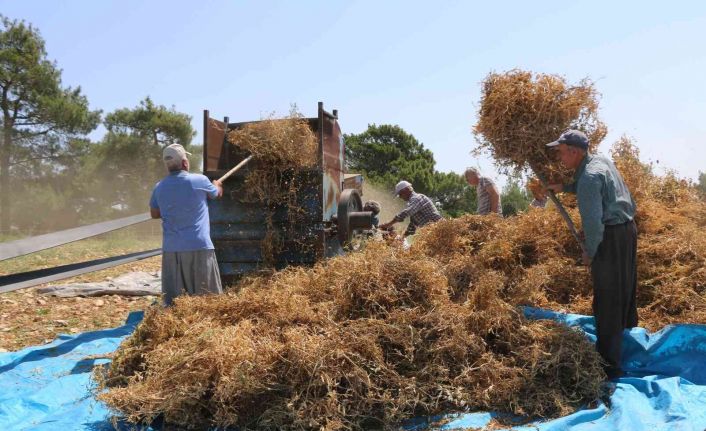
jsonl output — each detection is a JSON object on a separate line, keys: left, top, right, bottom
{"left": 202, "top": 102, "right": 371, "bottom": 284}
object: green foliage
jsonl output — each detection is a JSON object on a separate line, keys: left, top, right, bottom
{"left": 345, "top": 124, "right": 476, "bottom": 216}
{"left": 105, "top": 97, "right": 194, "bottom": 147}
{"left": 501, "top": 175, "right": 531, "bottom": 217}
{"left": 0, "top": 17, "right": 200, "bottom": 234}
{"left": 345, "top": 124, "right": 436, "bottom": 195}
{"left": 78, "top": 98, "right": 197, "bottom": 220}
{"left": 0, "top": 15, "right": 100, "bottom": 233}
{"left": 431, "top": 171, "right": 476, "bottom": 217}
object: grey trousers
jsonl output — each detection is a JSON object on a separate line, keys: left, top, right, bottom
{"left": 161, "top": 249, "right": 223, "bottom": 306}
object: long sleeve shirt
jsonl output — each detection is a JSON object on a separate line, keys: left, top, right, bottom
{"left": 393, "top": 192, "right": 443, "bottom": 236}
{"left": 562, "top": 154, "right": 636, "bottom": 258}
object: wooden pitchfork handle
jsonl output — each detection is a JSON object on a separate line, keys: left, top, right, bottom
{"left": 531, "top": 166, "right": 588, "bottom": 256}
{"left": 217, "top": 155, "right": 254, "bottom": 183}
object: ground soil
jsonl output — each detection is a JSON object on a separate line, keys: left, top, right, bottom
{"left": 0, "top": 256, "right": 161, "bottom": 352}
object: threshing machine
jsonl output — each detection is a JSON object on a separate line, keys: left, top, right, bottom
{"left": 202, "top": 102, "right": 373, "bottom": 284}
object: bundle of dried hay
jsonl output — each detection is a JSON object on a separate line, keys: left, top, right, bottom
{"left": 227, "top": 112, "right": 318, "bottom": 171}
{"left": 414, "top": 138, "right": 706, "bottom": 331}
{"left": 413, "top": 210, "right": 582, "bottom": 309}
{"left": 473, "top": 70, "right": 607, "bottom": 183}
{"left": 226, "top": 111, "right": 319, "bottom": 265}
{"left": 96, "top": 243, "right": 605, "bottom": 430}
{"left": 611, "top": 138, "right": 706, "bottom": 328}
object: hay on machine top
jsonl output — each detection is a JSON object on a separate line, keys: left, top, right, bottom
{"left": 202, "top": 102, "right": 372, "bottom": 284}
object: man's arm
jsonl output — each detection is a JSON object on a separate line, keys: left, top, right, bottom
{"left": 577, "top": 175, "right": 605, "bottom": 264}
{"left": 205, "top": 178, "right": 223, "bottom": 200}
{"left": 547, "top": 181, "right": 577, "bottom": 196}
{"left": 212, "top": 179, "right": 223, "bottom": 198}
{"left": 378, "top": 220, "right": 397, "bottom": 230}
{"left": 380, "top": 197, "right": 418, "bottom": 229}
{"left": 150, "top": 207, "right": 161, "bottom": 219}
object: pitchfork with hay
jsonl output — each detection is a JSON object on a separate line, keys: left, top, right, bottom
{"left": 474, "top": 70, "right": 608, "bottom": 255}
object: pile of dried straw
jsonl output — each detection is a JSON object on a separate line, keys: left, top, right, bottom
{"left": 96, "top": 242, "right": 605, "bottom": 430}
{"left": 226, "top": 113, "right": 319, "bottom": 265}
{"left": 526, "top": 177, "right": 544, "bottom": 197}
{"left": 473, "top": 70, "right": 607, "bottom": 183}
{"left": 413, "top": 139, "right": 706, "bottom": 331}
{"left": 610, "top": 138, "right": 706, "bottom": 328}
{"left": 468, "top": 69, "right": 704, "bottom": 329}
{"left": 96, "top": 77, "right": 703, "bottom": 429}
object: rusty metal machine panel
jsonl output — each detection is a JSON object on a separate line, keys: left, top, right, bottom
{"left": 203, "top": 115, "right": 227, "bottom": 172}
{"left": 319, "top": 103, "right": 344, "bottom": 222}
{"left": 202, "top": 102, "right": 356, "bottom": 285}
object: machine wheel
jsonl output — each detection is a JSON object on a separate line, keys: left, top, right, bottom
{"left": 337, "top": 189, "right": 372, "bottom": 247}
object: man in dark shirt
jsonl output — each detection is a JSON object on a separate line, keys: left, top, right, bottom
{"left": 546, "top": 130, "right": 638, "bottom": 379}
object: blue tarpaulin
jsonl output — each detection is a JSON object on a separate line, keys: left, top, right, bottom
{"left": 1, "top": 308, "right": 705, "bottom": 431}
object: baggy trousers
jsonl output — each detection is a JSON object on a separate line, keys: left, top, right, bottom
{"left": 161, "top": 249, "right": 223, "bottom": 306}
{"left": 590, "top": 220, "right": 638, "bottom": 372}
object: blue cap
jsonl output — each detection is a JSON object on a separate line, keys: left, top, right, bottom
{"left": 546, "top": 130, "right": 589, "bottom": 150}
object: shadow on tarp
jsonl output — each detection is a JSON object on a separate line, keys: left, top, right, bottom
{"left": 403, "top": 411, "right": 522, "bottom": 431}
{"left": 415, "top": 375, "right": 706, "bottom": 431}
{"left": 82, "top": 416, "right": 168, "bottom": 431}
{"left": 2, "top": 308, "right": 706, "bottom": 430}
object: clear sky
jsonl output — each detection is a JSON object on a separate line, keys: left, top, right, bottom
{"left": 2, "top": 0, "right": 705, "bottom": 186}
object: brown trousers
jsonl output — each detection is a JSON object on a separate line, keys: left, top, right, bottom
{"left": 591, "top": 220, "right": 638, "bottom": 373}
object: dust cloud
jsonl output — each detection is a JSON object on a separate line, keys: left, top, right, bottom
{"left": 360, "top": 179, "right": 408, "bottom": 231}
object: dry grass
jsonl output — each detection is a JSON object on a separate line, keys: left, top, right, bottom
{"left": 0, "top": 224, "right": 161, "bottom": 277}
{"left": 227, "top": 113, "right": 319, "bottom": 266}
{"left": 611, "top": 138, "right": 706, "bottom": 328}
{"left": 96, "top": 242, "right": 605, "bottom": 430}
{"left": 473, "top": 70, "right": 607, "bottom": 183}
{"left": 413, "top": 139, "right": 706, "bottom": 331}
{"left": 228, "top": 113, "right": 318, "bottom": 172}
{"left": 93, "top": 82, "right": 705, "bottom": 430}
{"left": 526, "top": 177, "right": 544, "bottom": 198}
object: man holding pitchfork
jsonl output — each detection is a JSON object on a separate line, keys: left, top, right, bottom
{"left": 546, "top": 130, "right": 637, "bottom": 379}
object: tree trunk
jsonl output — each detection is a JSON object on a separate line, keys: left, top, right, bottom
{"left": 0, "top": 123, "right": 11, "bottom": 235}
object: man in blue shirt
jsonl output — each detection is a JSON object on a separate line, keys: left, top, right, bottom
{"left": 150, "top": 144, "right": 224, "bottom": 305}
{"left": 547, "top": 130, "right": 638, "bottom": 379}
